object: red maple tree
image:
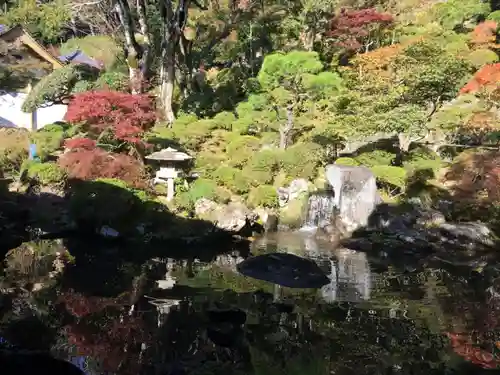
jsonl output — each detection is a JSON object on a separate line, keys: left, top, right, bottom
{"left": 460, "top": 63, "right": 500, "bottom": 94}
{"left": 58, "top": 148, "right": 148, "bottom": 188}
{"left": 64, "top": 138, "right": 97, "bottom": 151}
{"left": 64, "top": 90, "right": 157, "bottom": 145}
{"left": 447, "top": 332, "right": 500, "bottom": 369}
{"left": 59, "top": 291, "right": 151, "bottom": 375}
{"left": 325, "top": 8, "right": 394, "bottom": 52}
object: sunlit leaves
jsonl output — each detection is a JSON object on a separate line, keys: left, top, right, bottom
{"left": 0, "top": 0, "right": 70, "bottom": 43}
{"left": 65, "top": 90, "right": 157, "bottom": 145}
{"left": 257, "top": 50, "right": 324, "bottom": 90}
{"left": 430, "top": 0, "right": 490, "bottom": 30}
{"left": 460, "top": 63, "right": 500, "bottom": 94}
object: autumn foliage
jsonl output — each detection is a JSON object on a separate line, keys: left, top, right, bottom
{"left": 60, "top": 291, "right": 150, "bottom": 375}
{"left": 447, "top": 332, "right": 500, "bottom": 369}
{"left": 325, "top": 8, "right": 394, "bottom": 51}
{"left": 64, "top": 137, "right": 97, "bottom": 150}
{"left": 64, "top": 90, "right": 157, "bottom": 144}
{"left": 58, "top": 148, "right": 147, "bottom": 188}
{"left": 445, "top": 150, "right": 500, "bottom": 204}
{"left": 460, "top": 63, "right": 500, "bottom": 94}
{"left": 470, "top": 21, "right": 499, "bottom": 49}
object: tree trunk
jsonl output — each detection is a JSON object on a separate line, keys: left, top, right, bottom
{"left": 137, "top": 0, "right": 152, "bottom": 86}
{"left": 395, "top": 133, "right": 413, "bottom": 166}
{"left": 300, "top": 26, "right": 315, "bottom": 51}
{"left": 116, "top": 0, "right": 143, "bottom": 94}
{"left": 159, "top": 0, "right": 178, "bottom": 125}
{"left": 279, "top": 105, "right": 294, "bottom": 149}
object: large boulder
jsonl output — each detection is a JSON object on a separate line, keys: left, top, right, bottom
{"left": 325, "top": 164, "right": 382, "bottom": 233}
{"left": 277, "top": 178, "right": 309, "bottom": 207}
{"left": 195, "top": 199, "right": 256, "bottom": 232}
{"left": 237, "top": 252, "right": 330, "bottom": 288}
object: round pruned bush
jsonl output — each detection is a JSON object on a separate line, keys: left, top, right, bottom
{"left": 247, "top": 185, "right": 279, "bottom": 208}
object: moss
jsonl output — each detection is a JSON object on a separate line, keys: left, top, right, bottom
{"left": 279, "top": 193, "right": 309, "bottom": 228}
{"left": 334, "top": 157, "right": 359, "bottom": 166}
{"left": 355, "top": 150, "right": 396, "bottom": 167}
{"left": 371, "top": 165, "right": 407, "bottom": 189}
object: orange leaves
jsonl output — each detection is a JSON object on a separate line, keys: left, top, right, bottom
{"left": 460, "top": 63, "right": 500, "bottom": 94}
{"left": 470, "top": 21, "right": 500, "bottom": 49}
{"left": 353, "top": 44, "right": 403, "bottom": 72}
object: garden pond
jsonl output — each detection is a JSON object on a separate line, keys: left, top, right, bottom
{"left": 1, "top": 232, "right": 500, "bottom": 375}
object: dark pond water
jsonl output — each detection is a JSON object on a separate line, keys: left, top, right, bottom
{"left": 1, "top": 232, "right": 500, "bottom": 375}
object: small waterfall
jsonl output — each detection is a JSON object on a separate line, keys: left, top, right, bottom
{"left": 300, "top": 193, "right": 336, "bottom": 231}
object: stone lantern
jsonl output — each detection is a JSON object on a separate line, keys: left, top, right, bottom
{"left": 146, "top": 147, "right": 192, "bottom": 201}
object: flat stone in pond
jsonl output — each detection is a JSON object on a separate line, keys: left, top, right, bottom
{"left": 236, "top": 253, "right": 330, "bottom": 289}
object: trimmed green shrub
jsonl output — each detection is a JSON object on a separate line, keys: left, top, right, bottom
{"left": 280, "top": 143, "right": 322, "bottom": 180}
{"left": 213, "top": 166, "right": 251, "bottom": 194}
{"left": 248, "top": 185, "right": 279, "bottom": 208}
{"left": 24, "top": 161, "right": 66, "bottom": 185}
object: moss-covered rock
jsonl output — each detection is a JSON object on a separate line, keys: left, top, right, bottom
{"left": 279, "top": 193, "right": 309, "bottom": 229}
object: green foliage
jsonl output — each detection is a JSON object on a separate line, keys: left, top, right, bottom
{"left": 467, "top": 49, "right": 499, "bottom": 69}
{"left": 22, "top": 65, "right": 99, "bottom": 112}
{"left": 0, "top": 0, "right": 70, "bottom": 43}
{"left": 29, "top": 123, "right": 68, "bottom": 161}
{"left": 247, "top": 185, "right": 279, "bottom": 208}
{"left": 226, "top": 135, "right": 261, "bottom": 168}
{"left": 371, "top": 165, "right": 407, "bottom": 189}
{"left": 487, "top": 10, "right": 500, "bottom": 22}
{"left": 399, "top": 45, "right": 472, "bottom": 106}
{"left": 431, "top": 0, "right": 491, "bottom": 29}
{"left": 174, "top": 178, "right": 220, "bottom": 212}
{"left": 59, "top": 35, "right": 125, "bottom": 71}
{"left": 244, "top": 149, "right": 281, "bottom": 185}
{"left": 95, "top": 71, "right": 129, "bottom": 91}
{"left": 23, "top": 161, "right": 66, "bottom": 185}
{"left": 0, "top": 129, "right": 29, "bottom": 175}
{"left": 355, "top": 150, "right": 395, "bottom": 167}
{"left": 404, "top": 146, "right": 444, "bottom": 175}
{"left": 334, "top": 157, "right": 359, "bottom": 166}
{"left": 280, "top": 143, "right": 322, "bottom": 180}
{"left": 257, "top": 51, "right": 324, "bottom": 90}
{"left": 377, "top": 104, "right": 428, "bottom": 137}
{"left": 212, "top": 166, "right": 251, "bottom": 194}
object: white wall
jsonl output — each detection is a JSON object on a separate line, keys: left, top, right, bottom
{"left": 0, "top": 91, "right": 67, "bottom": 131}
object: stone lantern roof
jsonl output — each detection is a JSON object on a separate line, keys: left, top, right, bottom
{"left": 145, "top": 147, "right": 192, "bottom": 162}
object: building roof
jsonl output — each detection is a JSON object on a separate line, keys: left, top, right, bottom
{"left": 58, "top": 50, "right": 104, "bottom": 70}
{"left": 0, "top": 24, "right": 64, "bottom": 69}
{"left": 146, "top": 147, "right": 193, "bottom": 161}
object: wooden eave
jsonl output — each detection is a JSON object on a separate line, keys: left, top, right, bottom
{"left": 0, "top": 24, "right": 65, "bottom": 69}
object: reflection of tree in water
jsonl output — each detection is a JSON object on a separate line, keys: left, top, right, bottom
{"left": 3, "top": 238, "right": 500, "bottom": 374}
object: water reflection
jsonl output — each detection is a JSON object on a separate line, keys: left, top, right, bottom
{"left": 1, "top": 236, "right": 500, "bottom": 374}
